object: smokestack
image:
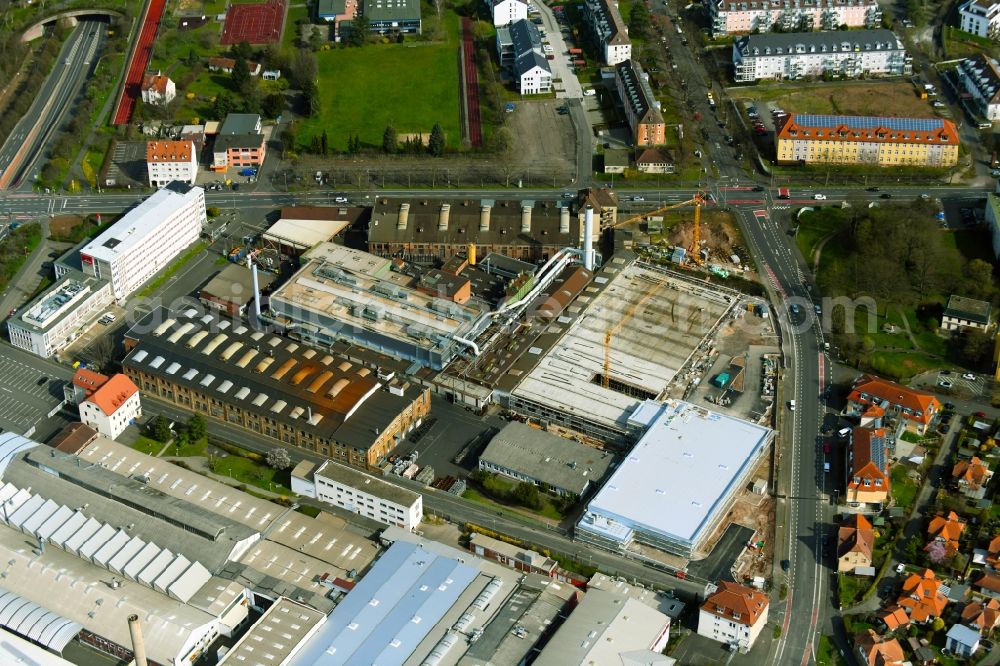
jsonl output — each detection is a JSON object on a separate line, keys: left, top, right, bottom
{"left": 252, "top": 262, "right": 261, "bottom": 321}
{"left": 560, "top": 207, "right": 570, "bottom": 234}
{"left": 398, "top": 203, "right": 410, "bottom": 230}
{"left": 520, "top": 205, "right": 532, "bottom": 234}
{"left": 583, "top": 205, "right": 595, "bottom": 271}
{"left": 128, "top": 614, "right": 148, "bottom": 666}
{"left": 468, "top": 243, "right": 477, "bottom": 265}
{"left": 438, "top": 204, "right": 451, "bottom": 231}
{"left": 480, "top": 205, "right": 491, "bottom": 231}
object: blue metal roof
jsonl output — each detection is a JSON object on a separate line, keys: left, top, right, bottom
{"left": 290, "top": 541, "right": 481, "bottom": 666}
{"left": 794, "top": 114, "right": 946, "bottom": 132}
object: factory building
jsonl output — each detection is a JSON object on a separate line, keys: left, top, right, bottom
{"left": 80, "top": 182, "right": 206, "bottom": 299}
{"left": 122, "top": 306, "right": 431, "bottom": 470}
{"left": 268, "top": 243, "right": 490, "bottom": 371}
{"left": 261, "top": 206, "right": 368, "bottom": 257}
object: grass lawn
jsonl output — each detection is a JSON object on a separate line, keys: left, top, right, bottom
{"left": 735, "top": 82, "right": 930, "bottom": 118}
{"left": 837, "top": 574, "right": 868, "bottom": 607}
{"left": 132, "top": 436, "right": 164, "bottom": 456}
{"left": 890, "top": 464, "right": 919, "bottom": 508}
{"left": 816, "top": 635, "right": 848, "bottom": 666}
{"left": 795, "top": 208, "right": 845, "bottom": 264}
{"left": 302, "top": 24, "right": 462, "bottom": 150}
{"left": 214, "top": 455, "right": 292, "bottom": 494}
{"left": 283, "top": 5, "right": 309, "bottom": 49}
{"left": 940, "top": 229, "right": 996, "bottom": 264}
{"left": 136, "top": 242, "right": 208, "bottom": 297}
{"left": 870, "top": 350, "right": 948, "bottom": 380}
{"left": 172, "top": 437, "right": 209, "bottom": 457}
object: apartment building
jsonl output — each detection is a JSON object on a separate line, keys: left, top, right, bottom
{"left": 146, "top": 140, "right": 198, "bottom": 187}
{"left": 74, "top": 371, "right": 143, "bottom": 440}
{"left": 846, "top": 375, "right": 940, "bottom": 435}
{"left": 837, "top": 514, "right": 875, "bottom": 573}
{"left": 211, "top": 113, "right": 266, "bottom": 171}
{"left": 698, "top": 581, "right": 769, "bottom": 652}
{"left": 776, "top": 114, "right": 960, "bottom": 167}
{"left": 292, "top": 460, "right": 423, "bottom": 530}
{"left": 615, "top": 60, "right": 665, "bottom": 146}
{"left": 582, "top": 0, "right": 631, "bottom": 65}
{"left": 733, "top": 30, "right": 910, "bottom": 82}
{"left": 497, "top": 19, "right": 551, "bottom": 93}
{"left": 140, "top": 72, "right": 176, "bottom": 105}
{"left": 489, "top": 0, "right": 528, "bottom": 26}
{"left": 710, "top": 0, "right": 882, "bottom": 36}
{"left": 959, "top": 0, "right": 1000, "bottom": 38}
{"left": 80, "top": 182, "right": 206, "bottom": 299}
{"left": 7, "top": 271, "right": 113, "bottom": 358}
{"left": 846, "top": 427, "right": 891, "bottom": 508}
{"left": 958, "top": 55, "right": 1000, "bottom": 123}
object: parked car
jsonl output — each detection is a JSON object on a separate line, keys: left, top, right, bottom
{"left": 334, "top": 196, "right": 349, "bottom": 204}
{"left": 938, "top": 380, "right": 953, "bottom": 389}
{"left": 976, "top": 411, "right": 987, "bottom": 418}
{"left": 813, "top": 194, "right": 827, "bottom": 200}
{"left": 963, "top": 373, "right": 976, "bottom": 380}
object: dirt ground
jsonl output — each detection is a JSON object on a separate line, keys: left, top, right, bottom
{"left": 662, "top": 211, "right": 743, "bottom": 262}
{"left": 734, "top": 82, "right": 932, "bottom": 118}
{"left": 50, "top": 215, "right": 85, "bottom": 238}
{"left": 505, "top": 99, "right": 576, "bottom": 175}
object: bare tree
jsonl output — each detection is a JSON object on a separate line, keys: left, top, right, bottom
{"left": 89, "top": 336, "right": 116, "bottom": 373}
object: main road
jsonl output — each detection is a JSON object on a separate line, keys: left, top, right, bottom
{"left": 0, "top": 20, "right": 106, "bottom": 191}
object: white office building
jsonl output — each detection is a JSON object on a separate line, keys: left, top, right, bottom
{"left": 147, "top": 140, "right": 198, "bottom": 187}
{"left": 959, "top": 0, "right": 1000, "bottom": 39}
{"left": 489, "top": 0, "right": 528, "bottom": 26}
{"left": 710, "top": 0, "right": 882, "bottom": 36}
{"left": 7, "top": 271, "right": 113, "bottom": 358}
{"left": 292, "top": 460, "right": 423, "bottom": 530}
{"left": 733, "top": 30, "right": 910, "bottom": 83}
{"left": 582, "top": 0, "right": 631, "bottom": 65}
{"left": 80, "top": 182, "right": 206, "bottom": 299}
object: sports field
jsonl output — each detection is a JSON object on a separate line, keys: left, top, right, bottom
{"left": 300, "top": 41, "right": 461, "bottom": 150}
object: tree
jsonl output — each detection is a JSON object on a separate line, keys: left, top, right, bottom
{"left": 428, "top": 122, "right": 445, "bottom": 157}
{"left": 151, "top": 415, "right": 172, "bottom": 443}
{"left": 965, "top": 259, "right": 995, "bottom": 299}
{"left": 302, "top": 81, "right": 321, "bottom": 117}
{"left": 187, "top": 414, "right": 207, "bottom": 441}
{"left": 288, "top": 49, "right": 317, "bottom": 90}
{"left": 382, "top": 124, "right": 398, "bottom": 154}
{"left": 266, "top": 447, "right": 292, "bottom": 470}
{"left": 232, "top": 55, "right": 251, "bottom": 93}
{"left": 280, "top": 122, "right": 299, "bottom": 156}
{"left": 206, "top": 206, "right": 220, "bottom": 218}
{"left": 213, "top": 92, "right": 236, "bottom": 118}
{"left": 320, "top": 129, "right": 329, "bottom": 155}
{"left": 925, "top": 540, "right": 947, "bottom": 563}
{"left": 89, "top": 335, "right": 115, "bottom": 372}
{"left": 513, "top": 482, "right": 541, "bottom": 509}
{"left": 231, "top": 40, "right": 253, "bottom": 61}
{"left": 347, "top": 15, "right": 368, "bottom": 46}
{"left": 347, "top": 134, "right": 361, "bottom": 154}
{"left": 931, "top": 617, "right": 945, "bottom": 632}
{"left": 262, "top": 92, "right": 285, "bottom": 119}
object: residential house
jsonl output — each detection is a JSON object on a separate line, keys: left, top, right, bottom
{"left": 776, "top": 114, "right": 960, "bottom": 168}
{"left": 317, "top": 0, "right": 360, "bottom": 41}
{"left": 838, "top": 514, "right": 875, "bottom": 573}
{"left": 957, "top": 56, "right": 1000, "bottom": 124}
{"left": 962, "top": 598, "right": 1000, "bottom": 633}
{"left": 896, "top": 569, "right": 949, "bottom": 623}
{"left": 941, "top": 294, "right": 992, "bottom": 332}
{"left": 211, "top": 113, "right": 266, "bottom": 171}
{"left": 516, "top": 52, "right": 552, "bottom": 95}
{"left": 496, "top": 20, "right": 551, "bottom": 94}
{"left": 709, "top": 0, "right": 881, "bottom": 36}
{"left": 877, "top": 606, "right": 910, "bottom": 632}
{"left": 262, "top": 69, "right": 280, "bottom": 81}
{"left": 207, "top": 57, "right": 262, "bottom": 76}
{"left": 146, "top": 140, "right": 198, "bottom": 188}
{"left": 953, "top": 456, "right": 993, "bottom": 499}
{"left": 70, "top": 369, "right": 142, "bottom": 440}
{"left": 604, "top": 148, "right": 630, "bottom": 173}
{"left": 927, "top": 511, "right": 967, "bottom": 557}
{"left": 140, "top": 72, "right": 175, "bottom": 106}
{"left": 855, "top": 629, "right": 905, "bottom": 666}
{"left": 976, "top": 572, "right": 1000, "bottom": 599}
{"left": 958, "top": 0, "right": 1000, "bottom": 39}
{"left": 489, "top": 0, "right": 528, "bottom": 27}
{"left": 697, "top": 581, "right": 769, "bottom": 652}
{"left": 988, "top": 535, "right": 1000, "bottom": 569}
{"left": 582, "top": 0, "right": 631, "bottom": 65}
{"left": 614, "top": 60, "right": 666, "bottom": 147}
{"left": 946, "top": 623, "right": 981, "bottom": 657}
{"left": 635, "top": 148, "right": 675, "bottom": 174}
{"left": 365, "top": 0, "right": 422, "bottom": 34}
{"left": 846, "top": 375, "right": 941, "bottom": 435}
{"left": 732, "top": 30, "right": 910, "bottom": 84}
{"left": 846, "top": 427, "right": 891, "bottom": 508}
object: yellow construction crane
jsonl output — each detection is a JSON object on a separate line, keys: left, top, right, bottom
{"left": 603, "top": 278, "right": 667, "bottom": 389}
{"left": 610, "top": 193, "right": 706, "bottom": 264}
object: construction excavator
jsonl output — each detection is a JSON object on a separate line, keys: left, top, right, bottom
{"left": 609, "top": 193, "right": 707, "bottom": 265}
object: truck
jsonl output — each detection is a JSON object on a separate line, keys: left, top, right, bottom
{"left": 240, "top": 167, "right": 257, "bottom": 177}
{"left": 777, "top": 187, "right": 790, "bottom": 199}
{"left": 568, "top": 47, "right": 583, "bottom": 55}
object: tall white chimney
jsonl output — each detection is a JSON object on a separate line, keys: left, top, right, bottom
{"left": 128, "top": 614, "right": 148, "bottom": 666}
{"left": 583, "top": 205, "right": 595, "bottom": 271}
{"left": 252, "top": 261, "right": 261, "bottom": 321}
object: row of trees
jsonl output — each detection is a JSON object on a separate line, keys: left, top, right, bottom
{"left": 281, "top": 122, "right": 450, "bottom": 157}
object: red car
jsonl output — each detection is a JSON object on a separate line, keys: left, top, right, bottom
{"left": 976, "top": 411, "right": 988, "bottom": 418}
{"left": 823, "top": 442, "right": 831, "bottom": 454}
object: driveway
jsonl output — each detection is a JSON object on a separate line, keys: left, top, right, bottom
{"left": 531, "top": 3, "right": 583, "bottom": 99}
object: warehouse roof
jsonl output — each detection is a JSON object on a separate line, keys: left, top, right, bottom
{"left": 313, "top": 459, "right": 421, "bottom": 507}
{"left": 219, "top": 597, "right": 327, "bottom": 666}
{"left": 199, "top": 263, "right": 277, "bottom": 308}
{"left": 479, "top": 422, "right": 613, "bottom": 495}
{"left": 262, "top": 217, "right": 351, "bottom": 251}
{"left": 122, "top": 306, "right": 424, "bottom": 451}
{"left": 81, "top": 183, "right": 203, "bottom": 263}
{"left": 0, "top": 627, "right": 77, "bottom": 665}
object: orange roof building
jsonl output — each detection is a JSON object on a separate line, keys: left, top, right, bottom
{"left": 698, "top": 581, "right": 769, "bottom": 651}
{"left": 838, "top": 514, "right": 875, "bottom": 573}
{"left": 847, "top": 375, "right": 940, "bottom": 434}
{"left": 897, "top": 569, "right": 949, "bottom": 623}
{"left": 987, "top": 535, "right": 1000, "bottom": 569}
{"left": 927, "top": 512, "right": 967, "bottom": 556}
{"left": 776, "top": 113, "right": 959, "bottom": 168}
{"left": 962, "top": 598, "right": 1000, "bottom": 634}
{"left": 953, "top": 457, "right": 994, "bottom": 499}
{"left": 72, "top": 367, "right": 111, "bottom": 396}
{"left": 847, "top": 428, "right": 891, "bottom": 506}
{"left": 78, "top": 373, "right": 142, "bottom": 441}
{"left": 146, "top": 140, "right": 198, "bottom": 188}
{"left": 877, "top": 606, "right": 910, "bottom": 631}
{"left": 855, "top": 629, "right": 905, "bottom": 666}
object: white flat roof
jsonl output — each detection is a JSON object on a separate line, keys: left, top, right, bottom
{"left": 0, "top": 627, "right": 76, "bottom": 665}
{"left": 263, "top": 218, "right": 350, "bottom": 250}
{"left": 81, "top": 184, "right": 203, "bottom": 262}
{"left": 580, "top": 400, "right": 773, "bottom": 547}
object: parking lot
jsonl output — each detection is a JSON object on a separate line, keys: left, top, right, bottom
{"left": 0, "top": 345, "right": 72, "bottom": 437}
{"left": 507, "top": 100, "right": 577, "bottom": 176}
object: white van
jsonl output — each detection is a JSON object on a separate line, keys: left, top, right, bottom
{"left": 838, "top": 427, "right": 851, "bottom": 438}
{"left": 789, "top": 400, "right": 796, "bottom": 411}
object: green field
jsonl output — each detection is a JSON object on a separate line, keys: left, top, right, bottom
{"left": 283, "top": 5, "right": 309, "bottom": 49}
{"left": 301, "top": 27, "right": 461, "bottom": 150}
{"left": 890, "top": 465, "right": 919, "bottom": 508}
{"left": 132, "top": 436, "right": 164, "bottom": 456}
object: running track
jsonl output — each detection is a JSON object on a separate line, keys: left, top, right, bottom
{"left": 112, "top": 0, "right": 166, "bottom": 125}
{"left": 460, "top": 18, "right": 482, "bottom": 148}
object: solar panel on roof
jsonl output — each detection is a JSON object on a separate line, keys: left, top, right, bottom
{"left": 795, "top": 114, "right": 945, "bottom": 132}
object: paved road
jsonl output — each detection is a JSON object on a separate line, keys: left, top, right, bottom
{"left": 0, "top": 342, "right": 74, "bottom": 438}
{"left": 0, "top": 21, "right": 105, "bottom": 190}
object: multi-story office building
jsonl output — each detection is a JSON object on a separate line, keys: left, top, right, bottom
{"left": 710, "top": 0, "right": 882, "bottom": 36}
{"left": 292, "top": 459, "right": 423, "bottom": 529}
{"left": 7, "top": 271, "right": 113, "bottom": 358}
{"left": 959, "top": 0, "right": 1000, "bottom": 38}
{"left": 146, "top": 140, "right": 198, "bottom": 187}
{"left": 582, "top": 0, "right": 631, "bottom": 65}
{"left": 80, "top": 182, "right": 206, "bottom": 299}
{"left": 614, "top": 60, "right": 665, "bottom": 146}
{"left": 957, "top": 55, "right": 1000, "bottom": 123}
{"left": 775, "top": 114, "right": 959, "bottom": 167}
{"left": 732, "top": 30, "right": 910, "bottom": 82}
